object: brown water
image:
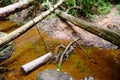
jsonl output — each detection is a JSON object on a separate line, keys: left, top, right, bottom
{"left": 0, "top": 20, "right": 17, "bottom": 33}
{"left": 0, "top": 21, "right": 120, "bottom": 80}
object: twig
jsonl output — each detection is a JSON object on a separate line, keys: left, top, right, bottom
{"left": 35, "top": 26, "right": 48, "bottom": 52}
{"left": 32, "top": 18, "right": 48, "bottom": 52}
{"left": 75, "top": 41, "right": 91, "bottom": 59}
{"left": 57, "top": 38, "right": 81, "bottom": 71}
{"left": 65, "top": 6, "right": 81, "bottom": 13}
{"left": 54, "top": 44, "right": 65, "bottom": 64}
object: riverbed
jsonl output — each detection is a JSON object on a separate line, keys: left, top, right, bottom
{"left": 0, "top": 20, "right": 120, "bottom": 80}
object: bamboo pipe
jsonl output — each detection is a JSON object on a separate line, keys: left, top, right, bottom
{"left": 0, "top": 0, "right": 34, "bottom": 18}
{"left": 21, "top": 52, "right": 53, "bottom": 74}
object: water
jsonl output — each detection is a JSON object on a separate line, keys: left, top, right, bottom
{"left": 0, "top": 20, "right": 120, "bottom": 80}
{"left": 81, "top": 76, "right": 94, "bottom": 80}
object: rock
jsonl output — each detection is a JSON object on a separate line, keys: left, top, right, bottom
{"left": 80, "top": 76, "right": 94, "bottom": 80}
{"left": 37, "top": 69, "right": 74, "bottom": 80}
{"left": 0, "top": 32, "right": 14, "bottom": 63}
{"left": 0, "top": 77, "right": 5, "bottom": 80}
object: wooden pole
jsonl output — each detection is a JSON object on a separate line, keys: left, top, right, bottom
{"left": 0, "top": 0, "right": 64, "bottom": 47}
{"left": 56, "top": 11, "right": 120, "bottom": 47}
{"left": 21, "top": 52, "right": 53, "bottom": 74}
{"left": 0, "top": 0, "right": 34, "bottom": 18}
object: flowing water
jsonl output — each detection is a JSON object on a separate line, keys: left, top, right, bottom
{"left": 0, "top": 20, "right": 120, "bottom": 80}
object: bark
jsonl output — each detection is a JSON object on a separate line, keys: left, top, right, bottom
{"left": 0, "top": 0, "right": 34, "bottom": 18}
{"left": 56, "top": 11, "right": 120, "bottom": 47}
{"left": 21, "top": 52, "right": 53, "bottom": 74}
{"left": 0, "top": 0, "right": 64, "bottom": 47}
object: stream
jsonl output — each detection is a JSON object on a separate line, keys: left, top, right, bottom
{"left": 0, "top": 20, "right": 120, "bottom": 80}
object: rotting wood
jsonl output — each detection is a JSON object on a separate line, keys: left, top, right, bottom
{"left": 21, "top": 52, "right": 53, "bottom": 74}
{"left": 0, "top": 0, "right": 34, "bottom": 18}
{"left": 56, "top": 11, "right": 120, "bottom": 47}
{"left": 0, "top": 0, "right": 64, "bottom": 47}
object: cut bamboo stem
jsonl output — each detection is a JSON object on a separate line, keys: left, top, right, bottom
{"left": 21, "top": 52, "right": 53, "bottom": 74}
{"left": 0, "top": 0, "right": 34, "bottom": 18}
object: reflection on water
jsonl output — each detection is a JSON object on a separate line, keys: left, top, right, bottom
{"left": 81, "top": 76, "right": 94, "bottom": 80}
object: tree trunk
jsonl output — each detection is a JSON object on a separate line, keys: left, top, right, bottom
{"left": 56, "top": 11, "right": 120, "bottom": 47}
{"left": 0, "top": 0, "right": 34, "bottom": 18}
{"left": 0, "top": 0, "right": 64, "bottom": 47}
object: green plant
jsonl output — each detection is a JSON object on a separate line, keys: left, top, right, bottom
{"left": 41, "top": 0, "right": 52, "bottom": 9}
{"left": 9, "top": 15, "right": 15, "bottom": 22}
{"left": 118, "top": 4, "right": 120, "bottom": 13}
{"left": 0, "top": 0, "right": 12, "bottom": 7}
{"left": 62, "top": 0, "right": 114, "bottom": 18}
{"left": 96, "top": 0, "right": 113, "bottom": 14}
{"left": 79, "top": 0, "right": 95, "bottom": 17}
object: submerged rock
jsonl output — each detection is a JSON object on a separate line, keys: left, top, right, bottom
{"left": 0, "top": 32, "right": 14, "bottom": 63}
{"left": 81, "top": 76, "right": 94, "bottom": 80}
{"left": 37, "top": 69, "right": 74, "bottom": 80}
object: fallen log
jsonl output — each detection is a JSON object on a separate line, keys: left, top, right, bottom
{"left": 21, "top": 52, "right": 53, "bottom": 74}
{"left": 56, "top": 11, "right": 120, "bottom": 47}
{"left": 0, "top": 0, "right": 34, "bottom": 18}
{"left": 0, "top": 0, "right": 64, "bottom": 47}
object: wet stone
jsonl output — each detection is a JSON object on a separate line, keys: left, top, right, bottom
{"left": 37, "top": 69, "right": 74, "bottom": 80}
{"left": 0, "top": 32, "right": 14, "bottom": 63}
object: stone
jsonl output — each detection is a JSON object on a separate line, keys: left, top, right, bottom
{"left": 37, "top": 69, "right": 74, "bottom": 80}
{"left": 0, "top": 32, "right": 14, "bottom": 63}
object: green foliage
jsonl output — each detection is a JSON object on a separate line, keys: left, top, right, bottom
{"left": 9, "top": 15, "right": 15, "bottom": 22}
{"left": 62, "top": 0, "right": 74, "bottom": 9}
{"left": 67, "top": 0, "right": 74, "bottom": 7}
{"left": 96, "top": 0, "right": 113, "bottom": 14}
{"left": 62, "top": 0, "right": 114, "bottom": 18}
{"left": 0, "top": 0, "right": 12, "bottom": 7}
{"left": 78, "top": 0, "right": 95, "bottom": 17}
{"left": 118, "top": 4, "right": 120, "bottom": 13}
{"left": 41, "top": 0, "right": 52, "bottom": 9}
{"left": 42, "top": 2, "right": 52, "bottom": 9}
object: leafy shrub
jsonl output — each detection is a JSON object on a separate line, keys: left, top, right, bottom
{"left": 62, "top": 0, "right": 113, "bottom": 18}
{"left": 118, "top": 4, "right": 120, "bottom": 13}
{"left": 96, "top": 0, "right": 113, "bottom": 14}
{"left": 0, "top": 0, "right": 12, "bottom": 7}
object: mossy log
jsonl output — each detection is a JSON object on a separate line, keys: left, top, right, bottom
{"left": 56, "top": 11, "right": 120, "bottom": 47}
{"left": 0, "top": 0, "right": 64, "bottom": 47}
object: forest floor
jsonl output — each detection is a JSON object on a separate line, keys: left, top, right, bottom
{"left": 37, "top": 5, "right": 120, "bottom": 49}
